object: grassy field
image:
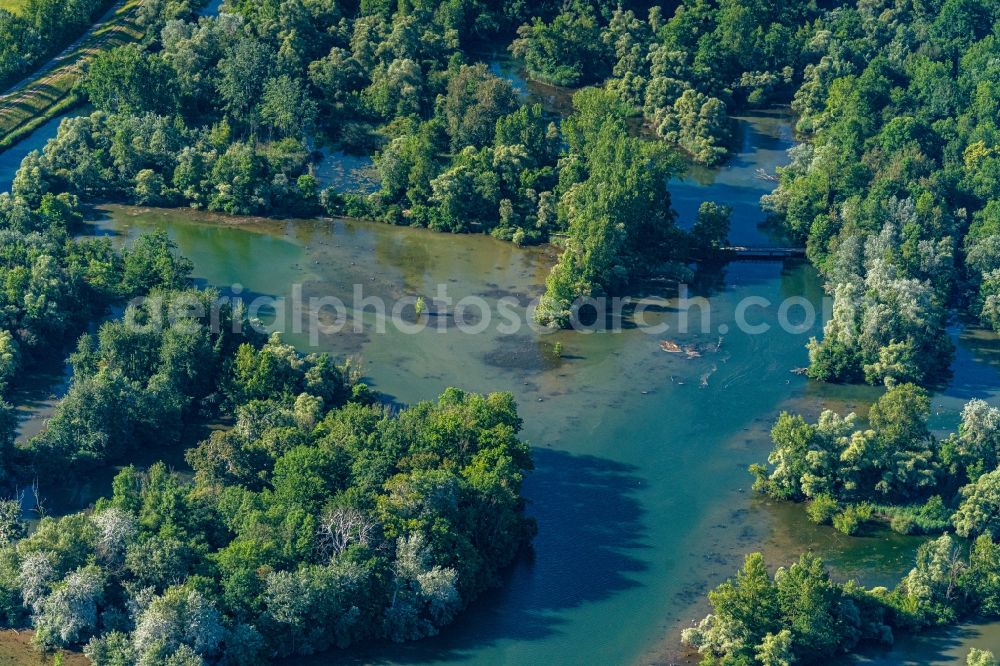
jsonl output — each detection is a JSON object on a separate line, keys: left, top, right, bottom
{"left": 0, "top": 0, "right": 143, "bottom": 150}
{"left": 0, "top": 0, "right": 28, "bottom": 15}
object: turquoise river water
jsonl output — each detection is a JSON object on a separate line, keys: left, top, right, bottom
{"left": 2, "top": 50, "right": 1000, "bottom": 664}
{"left": 57, "top": 111, "right": 999, "bottom": 664}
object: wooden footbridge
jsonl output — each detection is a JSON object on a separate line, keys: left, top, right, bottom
{"left": 721, "top": 246, "right": 806, "bottom": 260}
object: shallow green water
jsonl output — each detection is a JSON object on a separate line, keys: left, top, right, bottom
{"left": 89, "top": 204, "right": 841, "bottom": 664}
{"left": 16, "top": 111, "right": 996, "bottom": 665}
{"left": 671, "top": 110, "right": 798, "bottom": 246}
{"left": 855, "top": 620, "right": 1000, "bottom": 665}
{"left": 0, "top": 17, "right": 985, "bottom": 665}
{"left": 78, "top": 151, "right": 970, "bottom": 665}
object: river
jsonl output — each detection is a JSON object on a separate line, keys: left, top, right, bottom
{"left": 0, "top": 109, "right": 75, "bottom": 192}
{"left": 3, "top": 42, "right": 1000, "bottom": 666}
{"left": 82, "top": 201, "right": 834, "bottom": 665}
{"left": 50, "top": 107, "right": 998, "bottom": 665}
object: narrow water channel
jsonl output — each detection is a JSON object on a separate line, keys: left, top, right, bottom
{"left": 0, "top": 109, "right": 75, "bottom": 192}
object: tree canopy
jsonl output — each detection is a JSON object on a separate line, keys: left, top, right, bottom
{"left": 751, "top": 384, "right": 1000, "bottom": 537}
{"left": 0, "top": 380, "right": 534, "bottom": 662}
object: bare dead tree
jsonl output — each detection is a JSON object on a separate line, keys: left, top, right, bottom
{"left": 316, "top": 506, "right": 378, "bottom": 561}
{"left": 31, "top": 478, "right": 46, "bottom": 520}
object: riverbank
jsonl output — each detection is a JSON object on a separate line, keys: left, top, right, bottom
{"left": 12, "top": 200, "right": 996, "bottom": 665}
{"left": 648, "top": 319, "right": 1000, "bottom": 665}
{"left": 0, "top": 630, "right": 85, "bottom": 665}
{"left": 0, "top": 0, "right": 228, "bottom": 153}
{"left": 72, "top": 201, "right": 833, "bottom": 664}
{"left": 0, "top": 0, "right": 144, "bottom": 150}
{"left": 4, "top": 100, "right": 996, "bottom": 664}
{"left": 7, "top": 109, "right": 817, "bottom": 663}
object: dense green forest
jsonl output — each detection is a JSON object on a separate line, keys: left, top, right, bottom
{"left": 751, "top": 384, "right": 1000, "bottom": 538}
{"left": 511, "top": 1, "right": 820, "bottom": 164}
{"left": 0, "top": 2, "right": 545, "bottom": 648}
{"left": 763, "top": 0, "right": 1000, "bottom": 386}
{"left": 683, "top": 538, "right": 1000, "bottom": 664}
{"left": 511, "top": 0, "right": 1000, "bottom": 384}
{"left": 1, "top": 99, "right": 538, "bottom": 658}
{"left": 527, "top": 0, "right": 1000, "bottom": 379}
{"left": 0, "top": 213, "right": 535, "bottom": 660}
{"left": 652, "top": 0, "right": 1000, "bottom": 662}
{"left": 11, "top": 0, "right": 728, "bottom": 330}
{"left": 2, "top": 348, "right": 534, "bottom": 661}
{"left": 0, "top": 186, "right": 201, "bottom": 475}
{"left": 4, "top": 0, "right": 1000, "bottom": 659}
{"left": 0, "top": 0, "right": 110, "bottom": 87}
{"left": 9, "top": 0, "right": 996, "bottom": 386}
{"left": 0, "top": 0, "right": 201, "bottom": 88}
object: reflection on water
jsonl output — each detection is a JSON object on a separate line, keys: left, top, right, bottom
{"left": 0, "top": 0, "right": 221, "bottom": 184}
{"left": 855, "top": 621, "right": 1000, "bottom": 665}
{"left": 671, "top": 110, "right": 797, "bottom": 247}
{"left": 313, "top": 148, "right": 379, "bottom": 193}
{"left": 8, "top": 357, "right": 70, "bottom": 444}
{"left": 486, "top": 52, "right": 797, "bottom": 249}
{"left": 931, "top": 326, "right": 1000, "bottom": 430}
{"left": 487, "top": 53, "right": 577, "bottom": 118}
{"left": 197, "top": 0, "right": 225, "bottom": 16}
{"left": 758, "top": 500, "right": 923, "bottom": 588}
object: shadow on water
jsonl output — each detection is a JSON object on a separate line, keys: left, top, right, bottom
{"left": 8, "top": 356, "right": 71, "bottom": 444}
{"left": 940, "top": 325, "right": 1000, "bottom": 403}
{"left": 481, "top": 334, "right": 566, "bottom": 372}
{"left": 7, "top": 111, "right": 909, "bottom": 663}
{"left": 672, "top": 110, "right": 797, "bottom": 248}
{"left": 313, "top": 148, "right": 379, "bottom": 194}
{"left": 310, "top": 448, "right": 649, "bottom": 664}
{"left": 727, "top": 113, "right": 796, "bottom": 164}
{"left": 197, "top": 0, "right": 226, "bottom": 16}
{"left": 851, "top": 624, "right": 984, "bottom": 665}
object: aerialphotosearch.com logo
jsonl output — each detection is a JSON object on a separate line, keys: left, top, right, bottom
{"left": 123, "top": 283, "right": 834, "bottom": 344}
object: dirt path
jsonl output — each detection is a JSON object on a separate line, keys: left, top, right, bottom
{"left": 0, "top": 0, "right": 127, "bottom": 97}
{"left": 0, "top": 0, "right": 143, "bottom": 146}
